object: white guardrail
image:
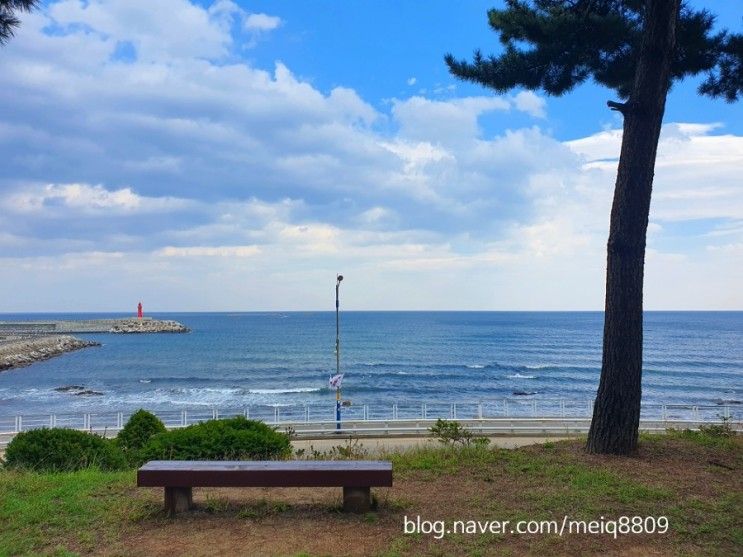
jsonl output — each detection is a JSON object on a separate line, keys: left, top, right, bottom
{"left": 0, "top": 399, "right": 740, "bottom": 446}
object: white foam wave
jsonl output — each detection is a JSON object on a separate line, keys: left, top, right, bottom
{"left": 139, "top": 379, "right": 151, "bottom": 383}
{"left": 508, "top": 373, "right": 536, "bottom": 379}
{"left": 248, "top": 387, "right": 321, "bottom": 394}
{"left": 467, "top": 364, "right": 485, "bottom": 369}
{"left": 525, "top": 364, "right": 551, "bottom": 370}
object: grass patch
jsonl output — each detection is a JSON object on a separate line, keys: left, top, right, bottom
{"left": 237, "top": 498, "right": 291, "bottom": 520}
{"left": 662, "top": 427, "right": 738, "bottom": 450}
{"left": 669, "top": 492, "right": 743, "bottom": 549}
{"left": 0, "top": 468, "right": 153, "bottom": 556}
{"left": 0, "top": 432, "right": 740, "bottom": 556}
{"left": 387, "top": 443, "right": 503, "bottom": 478}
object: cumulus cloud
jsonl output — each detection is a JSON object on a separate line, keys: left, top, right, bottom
{"left": 244, "top": 12, "right": 282, "bottom": 32}
{"left": 48, "top": 0, "right": 233, "bottom": 62}
{"left": 391, "top": 96, "right": 511, "bottom": 143}
{"left": 156, "top": 245, "right": 261, "bottom": 257}
{"left": 567, "top": 123, "right": 743, "bottom": 223}
{"left": 512, "top": 91, "right": 547, "bottom": 118}
{"left": 0, "top": 1, "right": 740, "bottom": 310}
{"left": 3, "top": 183, "right": 192, "bottom": 215}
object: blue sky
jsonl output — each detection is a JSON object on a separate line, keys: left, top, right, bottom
{"left": 217, "top": 0, "right": 743, "bottom": 140}
{"left": 0, "top": 1, "right": 741, "bottom": 311}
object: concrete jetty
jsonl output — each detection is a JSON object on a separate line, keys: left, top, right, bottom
{"left": 0, "top": 317, "right": 190, "bottom": 335}
{"left": 0, "top": 317, "right": 189, "bottom": 372}
{"left": 0, "top": 335, "right": 101, "bottom": 372}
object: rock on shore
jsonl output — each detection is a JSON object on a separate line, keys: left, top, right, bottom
{"left": 108, "top": 319, "right": 190, "bottom": 333}
{"left": 54, "top": 385, "right": 104, "bottom": 396}
{"left": 0, "top": 336, "right": 101, "bottom": 372}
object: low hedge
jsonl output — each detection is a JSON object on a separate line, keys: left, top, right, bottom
{"left": 3, "top": 428, "right": 127, "bottom": 472}
{"left": 138, "top": 416, "right": 291, "bottom": 463}
{"left": 117, "top": 409, "right": 166, "bottom": 456}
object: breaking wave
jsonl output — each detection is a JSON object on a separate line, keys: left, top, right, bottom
{"left": 248, "top": 387, "right": 322, "bottom": 394}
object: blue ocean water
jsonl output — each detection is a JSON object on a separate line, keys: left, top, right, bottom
{"left": 0, "top": 312, "right": 741, "bottom": 416}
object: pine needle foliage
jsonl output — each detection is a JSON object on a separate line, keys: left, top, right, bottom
{"left": 0, "top": 0, "right": 39, "bottom": 46}
{"left": 445, "top": 0, "right": 742, "bottom": 101}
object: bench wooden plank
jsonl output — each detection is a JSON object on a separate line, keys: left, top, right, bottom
{"left": 137, "top": 460, "right": 393, "bottom": 515}
{"left": 137, "top": 460, "right": 393, "bottom": 488}
{"left": 139, "top": 460, "right": 392, "bottom": 471}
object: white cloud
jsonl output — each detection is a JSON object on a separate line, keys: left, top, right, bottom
{"left": 48, "top": 0, "right": 232, "bottom": 62}
{"left": 392, "top": 96, "right": 511, "bottom": 143}
{"left": 407, "top": 77, "right": 417, "bottom": 86}
{"left": 0, "top": 1, "right": 740, "bottom": 310}
{"left": 244, "top": 12, "right": 282, "bottom": 32}
{"left": 512, "top": 91, "right": 547, "bottom": 118}
{"left": 3, "top": 183, "right": 192, "bottom": 215}
{"left": 156, "top": 245, "right": 261, "bottom": 257}
{"left": 566, "top": 123, "right": 743, "bottom": 223}
{"left": 358, "top": 206, "right": 394, "bottom": 224}
{"left": 391, "top": 93, "right": 548, "bottom": 144}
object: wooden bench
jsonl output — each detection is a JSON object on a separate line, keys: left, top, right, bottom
{"left": 137, "top": 460, "right": 393, "bottom": 516}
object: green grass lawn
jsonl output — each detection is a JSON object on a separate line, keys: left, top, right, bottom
{"left": 0, "top": 469, "right": 146, "bottom": 556}
{"left": 1, "top": 430, "right": 741, "bottom": 556}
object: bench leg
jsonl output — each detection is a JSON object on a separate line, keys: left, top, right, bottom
{"left": 164, "top": 486, "right": 193, "bottom": 516}
{"left": 343, "top": 486, "right": 371, "bottom": 513}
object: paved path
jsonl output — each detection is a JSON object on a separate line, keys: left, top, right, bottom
{"left": 0, "top": 435, "right": 574, "bottom": 462}
{"left": 291, "top": 434, "right": 574, "bottom": 454}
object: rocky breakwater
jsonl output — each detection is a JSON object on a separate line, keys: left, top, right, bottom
{"left": 0, "top": 335, "right": 101, "bottom": 372}
{"left": 109, "top": 319, "right": 190, "bottom": 334}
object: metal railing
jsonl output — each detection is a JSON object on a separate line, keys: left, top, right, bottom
{"left": 0, "top": 399, "right": 740, "bottom": 446}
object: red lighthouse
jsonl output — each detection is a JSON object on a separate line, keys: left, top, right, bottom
{"left": 137, "top": 302, "right": 143, "bottom": 320}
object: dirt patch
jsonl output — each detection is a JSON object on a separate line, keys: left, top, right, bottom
{"left": 28, "top": 436, "right": 743, "bottom": 556}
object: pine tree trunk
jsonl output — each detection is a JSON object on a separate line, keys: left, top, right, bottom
{"left": 586, "top": 0, "right": 681, "bottom": 455}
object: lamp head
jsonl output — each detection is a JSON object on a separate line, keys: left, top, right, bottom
{"left": 337, "top": 274, "right": 344, "bottom": 282}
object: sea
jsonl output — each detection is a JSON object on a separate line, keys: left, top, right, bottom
{"left": 0, "top": 312, "right": 741, "bottom": 419}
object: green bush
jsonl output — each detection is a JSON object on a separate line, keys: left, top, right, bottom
{"left": 4, "top": 428, "right": 127, "bottom": 472}
{"left": 429, "top": 418, "right": 490, "bottom": 448}
{"left": 138, "top": 416, "right": 291, "bottom": 463}
{"left": 699, "top": 417, "right": 735, "bottom": 438}
{"left": 117, "top": 409, "right": 166, "bottom": 454}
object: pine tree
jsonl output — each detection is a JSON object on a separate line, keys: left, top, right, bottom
{"left": 446, "top": 0, "right": 742, "bottom": 455}
{"left": 1, "top": 1, "right": 39, "bottom": 46}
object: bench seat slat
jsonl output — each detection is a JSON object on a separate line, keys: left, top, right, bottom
{"left": 137, "top": 460, "right": 393, "bottom": 488}
{"left": 139, "top": 460, "right": 391, "bottom": 471}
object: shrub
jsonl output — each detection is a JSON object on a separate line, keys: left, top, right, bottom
{"left": 138, "top": 416, "right": 291, "bottom": 463}
{"left": 4, "top": 428, "right": 127, "bottom": 472}
{"left": 117, "top": 409, "right": 166, "bottom": 454}
{"left": 429, "top": 418, "right": 490, "bottom": 448}
{"left": 699, "top": 417, "right": 735, "bottom": 438}
{"left": 430, "top": 418, "right": 471, "bottom": 445}
{"left": 295, "top": 437, "right": 368, "bottom": 460}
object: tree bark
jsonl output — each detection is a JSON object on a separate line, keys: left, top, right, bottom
{"left": 586, "top": 0, "right": 681, "bottom": 455}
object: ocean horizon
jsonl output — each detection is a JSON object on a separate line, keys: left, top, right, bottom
{"left": 1, "top": 311, "right": 741, "bottom": 418}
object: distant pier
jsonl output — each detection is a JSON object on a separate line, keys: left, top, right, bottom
{"left": 0, "top": 317, "right": 190, "bottom": 372}
{"left": 0, "top": 335, "right": 101, "bottom": 372}
{"left": 0, "top": 317, "right": 190, "bottom": 335}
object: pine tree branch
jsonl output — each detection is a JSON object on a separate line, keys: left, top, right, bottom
{"left": 606, "top": 99, "right": 631, "bottom": 115}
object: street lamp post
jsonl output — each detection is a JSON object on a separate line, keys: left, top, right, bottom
{"left": 335, "top": 274, "right": 343, "bottom": 431}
